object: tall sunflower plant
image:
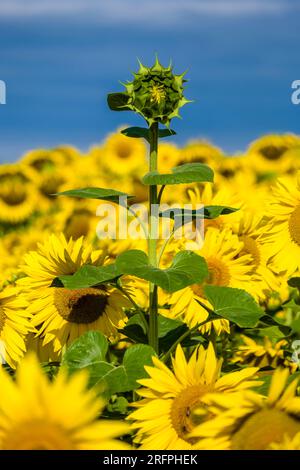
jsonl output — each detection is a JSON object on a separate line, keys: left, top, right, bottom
{"left": 53, "top": 58, "right": 279, "bottom": 413}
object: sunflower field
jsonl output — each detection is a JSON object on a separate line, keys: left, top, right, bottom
{"left": 1, "top": 59, "right": 300, "bottom": 452}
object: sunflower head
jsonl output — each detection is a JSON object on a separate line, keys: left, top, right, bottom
{"left": 108, "top": 57, "right": 191, "bottom": 127}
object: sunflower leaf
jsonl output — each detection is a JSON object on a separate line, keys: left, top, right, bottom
{"left": 115, "top": 249, "right": 208, "bottom": 293}
{"left": 62, "top": 331, "right": 108, "bottom": 367}
{"left": 53, "top": 264, "right": 121, "bottom": 289}
{"left": 62, "top": 332, "right": 156, "bottom": 398}
{"left": 204, "top": 286, "right": 264, "bottom": 328}
{"left": 107, "top": 92, "right": 131, "bottom": 111}
{"left": 142, "top": 163, "right": 214, "bottom": 185}
{"left": 159, "top": 205, "right": 238, "bottom": 229}
{"left": 121, "top": 126, "right": 150, "bottom": 141}
{"left": 55, "top": 187, "right": 133, "bottom": 203}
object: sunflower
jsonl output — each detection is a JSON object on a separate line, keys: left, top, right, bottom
{"left": 0, "top": 227, "right": 48, "bottom": 285}
{"left": 185, "top": 183, "right": 241, "bottom": 233}
{"left": 100, "top": 131, "right": 146, "bottom": 177}
{"left": 0, "top": 164, "right": 39, "bottom": 224}
{"left": 228, "top": 211, "right": 281, "bottom": 301}
{"left": 232, "top": 335, "right": 297, "bottom": 372}
{"left": 53, "top": 198, "right": 100, "bottom": 242}
{"left": 157, "top": 143, "right": 180, "bottom": 173}
{"left": 246, "top": 134, "right": 300, "bottom": 175}
{"left": 18, "top": 234, "right": 130, "bottom": 354}
{"left": 128, "top": 343, "right": 259, "bottom": 450}
{"left": 167, "top": 228, "right": 257, "bottom": 335}
{"left": 0, "top": 286, "right": 33, "bottom": 368}
{"left": 0, "top": 354, "right": 130, "bottom": 450}
{"left": 178, "top": 141, "right": 223, "bottom": 169}
{"left": 190, "top": 368, "right": 300, "bottom": 450}
{"left": 261, "top": 174, "right": 300, "bottom": 275}
{"left": 21, "top": 148, "right": 65, "bottom": 171}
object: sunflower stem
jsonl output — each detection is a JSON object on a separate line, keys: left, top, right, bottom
{"left": 148, "top": 122, "right": 159, "bottom": 353}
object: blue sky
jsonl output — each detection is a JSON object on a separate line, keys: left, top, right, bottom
{"left": 0, "top": 0, "right": 299, "bottom": 162}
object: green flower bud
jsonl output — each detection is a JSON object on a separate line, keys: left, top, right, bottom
{"left": 108, "top": 57, "right": 191, "bottom": 127}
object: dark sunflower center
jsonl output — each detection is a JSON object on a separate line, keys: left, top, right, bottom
{"left": 54, "top": 288, "right": 108, "bottom": 324}
{"left": 260, "top": 145, "right": 288, "bottom": 160}
{"left": 170, "top": 385, "right": 213, "bottom": 443}
{"left": 116, "top": 143, "right": 131, "bottom": 159}
{"left": 65, "top": 211, "right": 91, "bottom": 240}
{"left": 0, "top": 186, "right": 27, "bottom": 205}
{"left": 31, "top": 158, "right": 56, "bottom": 172}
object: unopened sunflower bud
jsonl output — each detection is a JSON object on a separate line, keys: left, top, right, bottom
{"left": 108, "top": 57, "right": 191, "bottom": 127}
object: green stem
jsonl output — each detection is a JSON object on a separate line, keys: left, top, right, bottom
{"left": 148, "top": 122, "right": 159, "bottom": 353}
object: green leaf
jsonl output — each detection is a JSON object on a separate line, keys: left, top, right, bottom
{"left": 288, "top": 277, "right": 300, "bottom": 289}
{"left": 291, "top": 318, "right": 300, "bottom": 333}
{"left": 256, "top": 326, "right": 289, "bottom": 340}
{"left": 121, "top": 126, "right": 149, "bottom": 141}
{"left": 142, "top": 163, "right": 214, "bottom": 186}
{"left": 107, "top": 92, "right": 131, "bottom": 111}
{"left": 158, "top": 129, "right": 177, "bottom": 139}
{"left": 62, "top": 331, "right": 108, "bottom": 368}
{"left": 121, "top": 127, "right": 177, "bottom": 142}
{"left": 120, "top": 314, "right": 148, "bottom": 343}
{"left": 116, "top": 249, "right": 208, "bottom": 293}
{"left": 159, "top": 205, "right": 238, "bottom": 228}
{"left": 55, "top": 187, "right": 132, "bottom": 203}
{"left": 53, "top": 264, "right": 121, "bottom": 289}
{"left": 62, "top": 332, "right": 156, "bottom": 398}
{"left": 204, "top": 286, "right": 264, "bottom": 328}
{"left": 204, "top": 205, "right": 238, "bottom": 218}
{"left": 158, "top": 315, "right": 189, "bottom": 352}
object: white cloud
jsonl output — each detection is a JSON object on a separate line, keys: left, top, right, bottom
{"left": 0, "top": 0, "right": 293, "bottom": 22}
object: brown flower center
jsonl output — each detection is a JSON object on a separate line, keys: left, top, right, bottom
{"left": 0, "top": 184, "right": 27, "bottom": 206}
{"left": 289, "top": 205, "right": 300, "bottom": 246}
{"left": 171, "top": 385, "right": 212, "bottom": 443}
{"left": 232, "top": 408, "right": 300, "bottom": 450}
{"left": 116, "top": 143, "right": 132, "bottom": 159}
{"left": 54, "top": 287, "right": 108, "bottom": 324}
{"left": 192, "top": 257, "right": 230, "bottom": 297}
{"left": 260, "top": 145, "right": 288, "bottom": 160}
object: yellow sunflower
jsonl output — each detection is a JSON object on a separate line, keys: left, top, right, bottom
{"left": 179, "top": 140, "right": 223, "bottom": 169}
{"left": 0, "top": 286, "right": 33, "bottom": 368}
{"left": 261, "top": 174, "right": 300, "bottom": 275}
{"left": 246, "top": 134, "right": 300, "bottom": 175}
{"left": 99, "top": 131, "right": 146, "bottom": 177}
{"left": 232, "top": 335, "right": 297, "bottom": 372}
{"left": 18, "top": 234, "right": 130, "bottom": 354}
{"left": 157, "top": 143, "right": 180, "bottom": 173}
{"left": 228, "top": 211, "right": 281, "bottom": 301}
{"left": 128, "top": 343, "right": 259, "bottom": 450}
{"left": 0, "top": 164, "right": 39, "bottom": 224}
{"left": 191, "top": 368, "right": 300, "bottom": 450}
{"left": 186, "top": 182, "right": 241, "bottom": 233}
{"left": 0, "top": 354, "right": 130, "bottom": 450}
{"left": 167, "top": 228, "right": 257, "bottom": 335}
